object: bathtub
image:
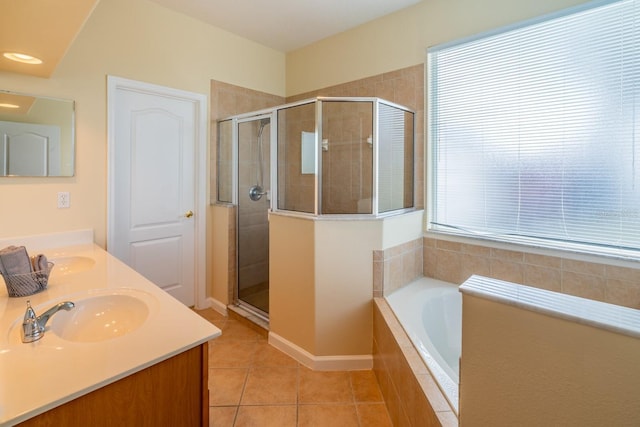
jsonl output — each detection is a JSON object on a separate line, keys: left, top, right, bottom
{"left": 386, "top": 277, "right": 461, "bottom": 413}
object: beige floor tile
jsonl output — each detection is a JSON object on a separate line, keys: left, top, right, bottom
{"left": 209, "top": 340, "right": 259, "bottom": 368}
{"left": 209, "top": 406, "right": 237, "bottom": 427}
{"left": 252, "top": 341, "right": 299, "bottom": 368}
{"left": 195, "top": 308, "right": 228, "bottom": 328}
{"left": 218, "top": 320, "right": 266, "bottom": 342}
{"left": 209, "top": 368, "right": 248, "bottom": 406}
{"left": 356, "top": 403, "right": 393, "bottom": 427}
{"left": 350, "top": 371, "right": 384, "bottom": 403}
{"left": 234, "top": 405, "right": 297, "bottom": 427}
{"left": 201, "top": 312, "right": 391, "bottom": 426}
{"left": 298, "top": 404, "right": 359, "bottom": 427}
{"left": 241, "top": 367, "right": 298, "bottom": 405}
{"left": 299, "top": 368, "right": 353, "bottom": 404}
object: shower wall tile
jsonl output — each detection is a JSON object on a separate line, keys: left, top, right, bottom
{"left": 210, "top": 81, "right": 284, "bottom": 303}
{"left": 422, "top": 235, "right": 640, "bottom": 309}
{"left": 287, "top": 64, "right": 425, "bottom": 210}
{"left": 210, "top": 80, "right": 284, "bottom": 204}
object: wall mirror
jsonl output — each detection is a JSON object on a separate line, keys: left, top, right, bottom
{"left": 0, "top": 90, "right": 75, "bottom": 177}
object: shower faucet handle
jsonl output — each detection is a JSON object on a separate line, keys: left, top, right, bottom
{"left": 249, "top": 185, "right": 267, "bottom": 201}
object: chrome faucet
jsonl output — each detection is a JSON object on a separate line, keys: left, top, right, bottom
{"left": 21, "top": 300, "right": 75, "bottom": 343}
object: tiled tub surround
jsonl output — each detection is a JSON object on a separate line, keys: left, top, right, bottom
{"left": 373, "top": 298, "right": 457, "bottom": 427}
{"left": 373, "top": 238, "right": 423, "bottom": 298}
{"left": 386, "top": 278, "right": 461, "bottom": 413}
{"left": 373, "top": 234, "right": 640, "bottom": 426}
{"left": 372, "top": 238, "right": 456, "bottom": 426}
{"left": 423, "top": 236, "right": 640, "bottom": 310}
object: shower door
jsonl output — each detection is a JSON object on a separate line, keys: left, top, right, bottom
{"left": 236, "top": 116, "right": 272, "bottom": 316}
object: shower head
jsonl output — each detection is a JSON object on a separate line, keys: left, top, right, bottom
{"left": 257, "top": 118, "right": 270, "bottom": 137}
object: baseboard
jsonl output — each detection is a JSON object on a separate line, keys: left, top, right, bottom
{"left": 268, "top": 332, "right": 373, "bottom": 371}
{"left": 207, "top": 297, "right": 228, "bottom": 316}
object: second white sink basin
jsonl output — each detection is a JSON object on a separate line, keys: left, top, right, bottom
{"left": 50, "top": 291, "right": 154, "bottom": 343}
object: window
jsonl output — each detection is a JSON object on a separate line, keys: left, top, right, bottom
{"left": 428, "top": 0, "right": 640, "bottom": 258}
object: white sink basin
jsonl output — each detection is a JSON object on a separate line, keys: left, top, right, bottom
{"left": 50, "top": 256, "right": 96, "bottom": 275}
{"left": 49, "top": 291, "right": 155, "bottom": 343}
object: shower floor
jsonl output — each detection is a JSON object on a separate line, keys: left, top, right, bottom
{"left": 239, "top": 281, "right": 269, "bottom": 314}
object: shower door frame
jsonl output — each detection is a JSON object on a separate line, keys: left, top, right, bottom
{"left": 232, "top": 112, "right": 277, "bottom": 320}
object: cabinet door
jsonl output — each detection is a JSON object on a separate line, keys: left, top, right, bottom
{"left": 17, "top": 343, "right": 208, "bottom": 426}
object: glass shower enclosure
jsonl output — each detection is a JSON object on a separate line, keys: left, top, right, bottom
{"left": 217, "top": 97, "right": 414, "bottom": 319}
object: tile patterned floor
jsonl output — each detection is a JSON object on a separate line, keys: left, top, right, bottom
{"left": 194, "top": 308, "right": 393, "bottom": 427}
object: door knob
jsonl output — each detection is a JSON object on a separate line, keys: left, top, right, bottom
{"left": 184, "top": 210, "right": 194, "bottom": 218}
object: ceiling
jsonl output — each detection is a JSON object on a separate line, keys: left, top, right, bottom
{"left": 0, "top": 0, "right": 99, "bottom": 78}
{"left": 149, "top": 0, "right": 422, "bottom": 52}
{"left": 0, "top": 0, "right": 420, "bottom": 78}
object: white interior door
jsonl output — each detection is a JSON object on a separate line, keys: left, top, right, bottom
{"left": 107, "top": 77, "right": 207, "bottom": 307}
{"left": 0, "top": 121, "right": 61, "bottom": 176}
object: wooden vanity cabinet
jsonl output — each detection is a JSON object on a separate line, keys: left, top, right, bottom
{"left": 17, "top": 343, "right": 209, "bottom": 427}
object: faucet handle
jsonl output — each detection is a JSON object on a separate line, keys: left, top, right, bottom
{"left": 22, "top": 300, "right": 44, "bottom": 343}
{"left": 23, "top": 300, "right": 37, "bottom": 321}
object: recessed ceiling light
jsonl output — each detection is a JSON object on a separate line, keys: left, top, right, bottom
{"left": 0, "top": 103, "right": 20, "bottom": 109}
{"left": 3, "top": 52, "right": 43, "bottom": 65}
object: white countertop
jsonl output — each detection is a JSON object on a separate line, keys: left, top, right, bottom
{"left": 0, "top": 230, "right": 221, "bottom": 426}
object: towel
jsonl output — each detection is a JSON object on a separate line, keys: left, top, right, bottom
{"left": 0, "top": 246, "right": 33, "bottom": 276}
{"left": 31, "top": 254, "right": 50, "bottom": 285}
{"left": 31, "top": 254, "right": 48, "bottom": 272}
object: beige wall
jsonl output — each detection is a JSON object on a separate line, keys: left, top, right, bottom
{"left": 314, "top": 219, "right": 381, "bottom": 355}
{"left": 460, "top": 294, "right": 640, "bottom": 426}
{"left": 271, "top": 212, "right": 423, "bottom": 358}
{"left": 269, "top": 214, "right": 316, "bottom": 352}
{"left": 286, "top": 0, "right": 589, "bottom": 96}
{"left": 0, "top": 0, "right": 285, "bottom": 245}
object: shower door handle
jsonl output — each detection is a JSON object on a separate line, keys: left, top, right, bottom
{"left": 184, "top": 210, "right": 194, "bottom": 218}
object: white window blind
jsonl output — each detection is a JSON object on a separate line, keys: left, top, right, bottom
{"left": 428, "top": 0, "right": 640, "bottom": 257}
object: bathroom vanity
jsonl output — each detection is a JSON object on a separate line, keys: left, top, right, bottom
{"left": 0, "top": 230, "right": 220, "bottom": 426}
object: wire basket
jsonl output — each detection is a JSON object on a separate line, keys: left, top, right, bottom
{"left": 1, "top": 262, "right": 54, "bottom": 298}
